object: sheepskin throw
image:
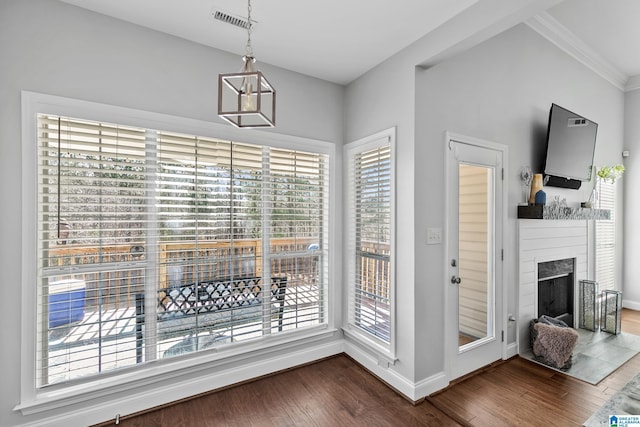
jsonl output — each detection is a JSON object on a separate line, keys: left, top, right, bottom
{"left": 532, "top": 321, "right": 579, "bottom": 369}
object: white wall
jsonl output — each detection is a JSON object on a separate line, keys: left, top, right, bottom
{"left": 624, "top": 90, "right": 640, "bottom": 309}
{"left": 0, "top": 1, "right": 343, "bottom": 426}
{"left": 344, "top": 0, "right": 564, "bottom": 386}
{"left": 415, "top": 23, "right": 623, "bottom": 377}
{"left": 346, "top": 14, "right": 623, "bottom": 389}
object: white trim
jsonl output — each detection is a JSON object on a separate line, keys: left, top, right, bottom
{"left": 623, "top": 300, "right": 640, "bottom": 311}
{"left": 19, "top": 91, "right": 338, "bottom": 416}
{"left": 343, "top": 340, "right": 446, "bottom": 401}
{"left": 16, "top": 327, "right": 335, "bottom": 414}
{"left": 625, "top": 75, "right": 640, "bottom": 92}
{"left": 21, "top": 91, "right": 334, "bottom": 156}
{"left": 443, "top": 132, "right": 509, "bottom": 380}
{"left": 15, "top": 337, "right": 343, "bottom": 427}
{"left": 525, "top": 12, "right": 628, "bottom": 91}
{"left": 505, "top": 342, "right": 518, "bottom": 359}
{"left": 343, "top": 127, "right": 397, "bottom": 360}
{"left": 342, "top": 327, "right": 397, "bottom": 365}
{"left": 413, "top": 372, "right": 449, "bottom": 402}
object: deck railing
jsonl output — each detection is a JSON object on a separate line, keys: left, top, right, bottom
{"left": 46, "top": 238, "right": 320, "bottom": 311}
{"left": 45, "top": 238, "right": 390, "bottom": 311}
{"left": 358, "top": 241, "right": 391, "bottom": 301}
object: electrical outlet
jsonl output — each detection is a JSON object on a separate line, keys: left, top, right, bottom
{"left": 426, "top": 227, "right": 442, "bottom": 245}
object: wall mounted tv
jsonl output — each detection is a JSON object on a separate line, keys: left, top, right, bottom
{"left": 542, "top": 103, "right": 598, "bottom": 190}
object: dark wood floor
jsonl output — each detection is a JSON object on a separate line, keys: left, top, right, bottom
{"left": 96, "top": 309, "right": 640, "bottom": 427}
{"left": 430, "top": 309, "right": 640, "bottom": 426}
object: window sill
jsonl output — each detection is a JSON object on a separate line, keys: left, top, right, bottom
{"left": 16, "top": 325, "right": 338, "bottom": 416}
{"left": 342, "top": 326, "right": 397, "bottom": 366}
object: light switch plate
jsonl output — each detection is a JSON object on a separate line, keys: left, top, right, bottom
{"left": 426, "top": 227, "right": 442, "bottom": 245}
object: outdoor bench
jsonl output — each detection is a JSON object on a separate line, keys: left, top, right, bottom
{"left": 135, "top": 276, "right": 287, "bottom": 360}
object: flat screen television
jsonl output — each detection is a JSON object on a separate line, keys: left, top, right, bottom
{"left": 543, "top": 103, "right": 598, "bottom": 189}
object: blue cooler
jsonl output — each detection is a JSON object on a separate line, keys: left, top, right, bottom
{"left": 49, "top": 279, "right": 86, "bottom": 329}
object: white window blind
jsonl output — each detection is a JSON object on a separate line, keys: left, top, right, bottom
{"left": 347, "top": 134, "right": 393, "bottom": 348}
{"left": 268, "top": 148, "right": 328, "bottom": 329}
{"left": 37, "top": 115, "right": 328, "bottom": 387}
{"left": 596, "top": 180, "right": 616, "bottom": 291}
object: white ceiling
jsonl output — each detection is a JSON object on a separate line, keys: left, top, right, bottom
{"left": 59, "top": 0, "right": 640, "bottom": 87}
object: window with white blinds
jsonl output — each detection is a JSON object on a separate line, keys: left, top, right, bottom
{"left": 346, "top": 130, "right": 394, "bottom": 351}
{"left": 37, "top": 114, "right": 328, "bottom": 387}
{"left": 596, "top": 180, "right": 616, "bottom": 291}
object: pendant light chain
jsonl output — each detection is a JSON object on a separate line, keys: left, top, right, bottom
{"left": 245, "top": 0, "right": 253, "bottom": 58}
{"left": 218, "top": 0, "right": 275, "bottom": 128}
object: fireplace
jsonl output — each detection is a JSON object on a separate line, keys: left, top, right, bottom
{"left": 537, "top": 258, "right": 575, "bottom": 327}
{"left": 518, "top": 219, "right": 590, "bottom": 353}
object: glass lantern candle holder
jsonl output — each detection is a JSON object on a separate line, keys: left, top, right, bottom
{"left": 579, "top": 280, "right": 599, "bottom": 331}
{"left": 601, "top": 290, "right": 623, "bottom": 334}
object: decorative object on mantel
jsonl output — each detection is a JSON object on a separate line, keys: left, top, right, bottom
{"left": 520, "top": 166, "right": 533, "bottom": 206}
{"left": 529, "top": 173, "right": 543, "bottom": 204}
{"left": 582, "top": 164, "right": 625, "bottom": 208}
{"left": 601, "top": 289, "right": 623, "bottom": 334}
{"left": 534, "top": 189, "right": 546, "bottom": 205}
{"left": 517, "top": 196, "right": 611, "bottom": 219}
{"left": 517, "top": 204, "right": 542, "bottom": 219}
{"left": 218, "top": 0, "right": 276, "bottom": 128}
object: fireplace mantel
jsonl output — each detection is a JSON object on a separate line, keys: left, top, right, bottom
{"left": 517, "top": 204, "right": 610, "bottom": 220}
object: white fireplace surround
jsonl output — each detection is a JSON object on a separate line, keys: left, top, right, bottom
{"left": 518, "top": 219, "right": 595, "bottom": 353}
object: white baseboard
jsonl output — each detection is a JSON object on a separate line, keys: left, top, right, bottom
{"left": 505, "top": 342, "right": 518, "bottom": 359}
{"left": 623, "top": 300, "right": 640, "bottom": 311}
{"left": 17, "top": 340, "right": 344, "bottom": 427}
{"left": 413, "top": 371, "right": 449, "bottom": 400}
{"left": 18, "top": 334, "right": 519, "bottom": 426}
{"left": 343, "top": 339, "right": 448, "bottom": 401}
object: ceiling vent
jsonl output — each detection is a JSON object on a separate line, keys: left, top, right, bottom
{"left": 212, "top": 9, "right": 255, "bottom": 30}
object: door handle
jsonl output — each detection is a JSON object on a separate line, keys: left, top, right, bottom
{"left": 451, "top": 275, "right": 462, "bottom": 285}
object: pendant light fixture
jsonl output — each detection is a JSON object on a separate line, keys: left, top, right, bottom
{"left": 218, "top": 0, "right": 276, "bottom": 128}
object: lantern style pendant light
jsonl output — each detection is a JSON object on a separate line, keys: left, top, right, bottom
{"left": 218, "top": 0, "right": 276, "bottom": 128}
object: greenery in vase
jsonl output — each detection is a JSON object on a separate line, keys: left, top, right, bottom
{"left": 596, "top": 164, "right": 625, "bottom": 183}
{"left": 585, "top": 164, "right": 625, "bottom": 207}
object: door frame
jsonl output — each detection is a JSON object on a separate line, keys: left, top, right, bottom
{"left": 443, "top": 131, "right": 509, "bottom": 381}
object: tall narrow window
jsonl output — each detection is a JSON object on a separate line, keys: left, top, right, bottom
{"left": 36, "top": 114, "right": 329, "bottom": 387}
{"left": 346, "top": 129, "right": 394, "bottom": 352}
{"left": 596, "top": 180, "right": 616, "bottom": 291}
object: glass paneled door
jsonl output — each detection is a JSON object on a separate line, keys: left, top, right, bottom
{"left": 446, "top": 135, "right": 505, "bottom": 380}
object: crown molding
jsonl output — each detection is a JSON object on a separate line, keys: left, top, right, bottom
{"left": 526, "top": 12, "right": 628, "bottom": 91}
{"left": 625, "top": 75, "right": 640, "bottom": 92}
